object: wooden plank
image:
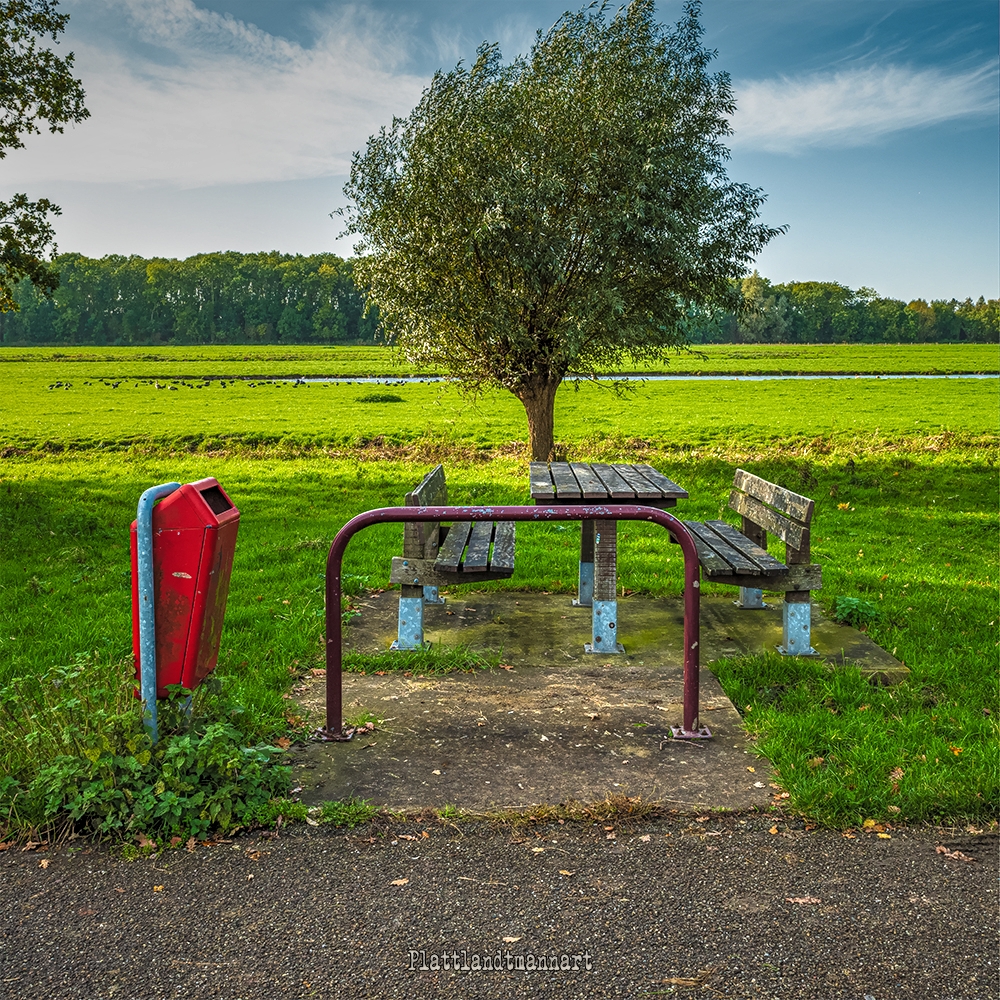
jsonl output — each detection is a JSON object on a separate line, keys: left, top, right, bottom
{"left": 529, "top": 461, "right": 556, "bottom": 501}
{"left": 632, "top": 464, "right": 689, "bottom": 499}
{"left": 729, "top": 490, "right": 806, "bottom": 550}
{"left": 610, "top": 464, "right": 661, "bottom": 500}
{"left": 681, "top": 521, "right": 731, "bottom": 576}
{"left": 390, "top": 557, "right": 514, "bottom": 586}
{"left": 685, "top": 520, "right": 759, "bottom": 575}
{"left": 593, "top": 519, "right": 617, "bottom": 601}
{"left": 733, "top": 469, "right": 814, "bottom": 525}
{"left": 463, "top": 521, "right": 494, "bottom": 571}
{"left": 708, "top": 564, "right": 822, "bottom": 591}
{"left": 703, "top": 520, "right": 786, "bottom": 573}
{"left": 549, "top": 462, "right": 583, "bottom": 500}
{"left": 567, "top": 463, "right": 609, "bottom": 499}
{"left": 490, "top": 521, "right": 516, "bottom": 572}
{"left": 435, "top": 521, "right": 472, "bottom": 570}
{"left": 406, "top": 464, "right": 448, "bottom": 507}
{"left": 589, "top": 463, "right": 635, "bottom": 499}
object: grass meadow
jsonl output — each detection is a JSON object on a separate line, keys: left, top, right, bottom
{"left": 1, "top": 344, "right": 997, "bottom": 836}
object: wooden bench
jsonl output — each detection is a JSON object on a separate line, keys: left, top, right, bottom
{"left": 388, "top": 465, "right": 515, "bottom": 649}
{"left": 683, "top": 469, "right": 822, "bottom": 656}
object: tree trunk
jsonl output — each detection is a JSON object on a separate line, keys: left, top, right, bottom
{"left": 514, "top": 378, "right": 560, "bottom": 461}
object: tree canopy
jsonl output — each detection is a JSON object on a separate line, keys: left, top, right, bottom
{"left": 341, "top": 0, "right": 783, "bottom": 458}
{"left": 0, "top": 0, "right": 88, "bottom": 311}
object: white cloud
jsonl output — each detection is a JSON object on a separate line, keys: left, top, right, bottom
{"left": 731, "top": 63, "right": 999, "bottom": 153}
{"left": 0, "top": 0, "right": 428, "bottom": 188}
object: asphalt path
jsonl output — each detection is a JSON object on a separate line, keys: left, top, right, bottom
{"left": 1, "top": 815, "right": 995, "bottom": 1000}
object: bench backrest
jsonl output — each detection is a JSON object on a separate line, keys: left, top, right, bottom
{"left": 403, "top": 464, "right": 448, "bottom": 559}
{"left": 728, "top": 468, "right": 814, "bottom": 561}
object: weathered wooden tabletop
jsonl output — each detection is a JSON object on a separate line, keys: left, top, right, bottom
{"left": 529, "top": 462, "right": 688, "bottom": 508}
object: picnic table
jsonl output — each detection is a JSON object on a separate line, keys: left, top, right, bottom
{"left": 529, "top": 462, "right": 688, "bottom": 653}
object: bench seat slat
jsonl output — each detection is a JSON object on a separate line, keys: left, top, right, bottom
{"left": 491, "top": 521, "right": 516, "bottom": 572}
{"left": 463, "top": 521, "right": 494, "bottom": 571}
{"left": 684, "top": 521, "right": 760, "bottom": 575}
{"left": 682, "top": 525, "right": 733, "bottom": 576}
{"left": 435, "top": 521, "right": 472, "bottom": 570}
{"left": 704, "top": 520, "right": 787, "bottom": 573}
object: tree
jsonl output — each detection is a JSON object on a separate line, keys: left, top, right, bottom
{"left": 0, "top": 0, "right": 88, "bottom": 312}
{"left": 341, "top": 0, "right": 783, "bottom": 459}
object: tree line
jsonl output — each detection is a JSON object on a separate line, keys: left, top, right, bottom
{"left": 682, "top": 273, "right": 998, "bottom": 345}
{"left": 0, "top": 251, "right": 378, "bottom": 346}
{"left": 0, "top": 253, "right": 995, "bottom": 348}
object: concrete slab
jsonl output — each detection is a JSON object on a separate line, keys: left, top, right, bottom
{"left": 292, "top": 592, "right": 905, "bottom": 813}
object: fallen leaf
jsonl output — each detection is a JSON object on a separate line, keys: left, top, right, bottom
{"left": 421, "top": 830, "right": 430, "bottom": 839}
{"left": 390, "top": 878, "right": 409, "bottom": 886}
{"left": 948, "top": 745, "right": 963, "bottom": 755}
{"left": 275, "top": 737, "right": 291, "bottom": 749}
{"left": 502, "top": 936, "right": 521, "bottom": 943}
{"left": 499, "top": 664, "right": 514, "bottom": 671}
{"left": 153, "top": 885, "right": 164, "bottom": 892}
{"left": 559, "top": 870, "right": 576, "bottom": 876}
{"left": 746, "top": 766, "right": 756, "bottom": 773}
{"left": 169, "top": 836, "right": 183, "bottom": 848}
{"left": 399, "top": 835, "right": 418, "bottom": 842}
{"left": 639, "top": 835, "right": 651, "bottom": 843}
{"left": 38, "top": 859, "right": 50, "bottom": 869}
{"left": 531, "top": 846, "right": 546, "bottom": 853}
{"left": 861, "top": 819, "right": 876, "bottom": 829}
{"left": 936, "top": 846, "right": 976, "bottom": 863}
{"left": 0, "top": 842, "right": 11, "bottom": 852}
{"left": 431, "top": 769, "right": 441, "bottom": 775}
{"left": 786, "top": 896, "right": 821, "bottom": 905}
{"left": 807, "top": 756, "right": 824, "bottom": 769}
{"left": 877, "top": 833, "right": 892, "bottom": 839}
{"left": 695, "top": 815, "right": 710, "bottom": 822}
{"left": 137, "top": 834, "right": 157, "bottom": 849}
{"left": 539, "top": 735, "right": 550, "bottom": 742}
{"left": 769, "top": 826, "right": 779, "bottom": 835}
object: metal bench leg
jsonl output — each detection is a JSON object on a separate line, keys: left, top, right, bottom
{"left": 585, "top": 519, "right": 624, "bottom": 654}
{"left": 737, "top": 586, "right": 766, "bottom": 609}
{"left": 779, "top": 594, "right": 816, "bottom": 656}
{"left": 573, "top": 519, "right": 595, "bottom": 607}
{"left": 423, "top": 585, "right": 445, "bottom": 605}
{"left": 392, "top": 584, "right": 426, "bottom": 650}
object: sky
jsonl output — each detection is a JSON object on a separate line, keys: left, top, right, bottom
{"left": 5, "top": 0, "right": 997, "bottom": 303}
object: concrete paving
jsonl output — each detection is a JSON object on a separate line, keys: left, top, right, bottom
{"left": 292, "top": 593, "right": 906, "bottom": 812}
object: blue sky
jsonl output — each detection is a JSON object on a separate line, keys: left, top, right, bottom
{"left": 6, "top": 0, "right": 997, "bottom": 302}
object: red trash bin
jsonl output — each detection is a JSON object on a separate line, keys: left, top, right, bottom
{"left": 130, "top": 478, "right": 240, "bottom": 697}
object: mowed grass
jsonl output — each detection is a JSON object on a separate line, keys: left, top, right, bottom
{"left": 1, "top": 342, "right": 997, "bottom": 376}
{"left": 2, "top": 438, "right": 997, "bottom": 826}
{"left": 1, "top": 367, "right": 996, "bottom": 452}
{"left": 1, "top": 348, "right": 997, "bottom": 830}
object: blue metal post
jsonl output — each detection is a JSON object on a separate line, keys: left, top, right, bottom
{"left": 136, "top": 482, "right": 181, "bottom": 743}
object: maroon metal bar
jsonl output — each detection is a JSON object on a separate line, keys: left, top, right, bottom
{"left": 321, "top": 505, "right": 707, "bottom": 742}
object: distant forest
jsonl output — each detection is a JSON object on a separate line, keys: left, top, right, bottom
{"left": 0, "top": 252, "right": 996, "bottom": 346}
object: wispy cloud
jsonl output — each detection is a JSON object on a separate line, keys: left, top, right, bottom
{"left": 0, "top": 0, "right": 427, "bottom": 188}
{"left": 731, "top": 63, "right": 999, "bottom": 153}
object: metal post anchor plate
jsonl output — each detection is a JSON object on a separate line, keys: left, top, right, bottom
{"left": 573, "top": 560, "right": 594, "bottom": 608}
{"left": 584, "top": 599, "right": 624, "bottom": 654}
{"left": 777, "top": 600, "right": 817, "bottom": 656}
{"left": 313, "top": 726, "right": 355, "bottom": 742}
{"left": 736, "top": 587, "right": 766, "bottom": 609}
{"left": 392, "top": 595, "right": 426, "bottom": 650}
{"left": 423, "top": 586, "right": 445, "bottom": 605}
{"left": 669, "top": 725, "right": 713, "bottom": 739}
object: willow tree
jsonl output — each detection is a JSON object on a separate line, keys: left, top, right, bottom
{"left": 341, "top": 0, "right": 783, "bottom": 460}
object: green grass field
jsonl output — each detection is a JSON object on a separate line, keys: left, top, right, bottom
{"left": 1, "top": 344, "right": 997, "bottom": 837}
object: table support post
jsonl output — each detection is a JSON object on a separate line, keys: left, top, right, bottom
{"left": 585, "top": 519, "right": 623, "bottom": 654}
{"left": 573, "top": 519, "right": 595, "bottom": 607}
